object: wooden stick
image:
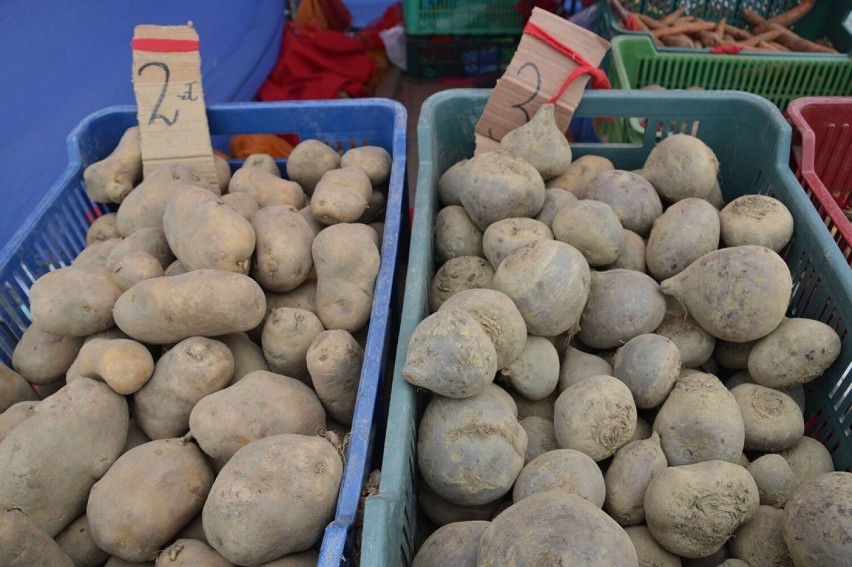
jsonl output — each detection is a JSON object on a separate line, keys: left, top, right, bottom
{"left": 659, "top": 5, "right": 687, "bottom": 26}
{"left": 742, "top": 9, "right": 837, "bottom": 52}
{"left": 768, "top": 0, "right": 816, "bottom": 28}
{"left": 653, "top": 21, "right": 718, "bottom": 37}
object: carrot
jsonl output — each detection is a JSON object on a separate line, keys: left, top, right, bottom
{"left": 659, "top": 5, "right": 687, "bottom": 26}
{"left": 636, "top": 13, "right": 665, "bottom": 29}
{"left": 741, "top": 9, "right": 837, "bottom": 52}
{"left": 714, "top": 17, "right": 727, "bottom": 37}
{"left": 697, "top": 30, "right": 723, "bottom": 47}
{"left": 739, "top": 29, "right": 784, "bottom": 47}
{"left": 724, "top": 25, "right": 754, "bottom": 40}
{"left": 653, "top": 21, "right": 718, "bottom": 37}
{"left": 661, "top": 33, "right": 697, "bottom": 48}
{"left": 768, "top": 0, "right": 816, "bottom": 28}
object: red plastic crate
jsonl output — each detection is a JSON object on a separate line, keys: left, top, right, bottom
{"left": 788, "top": 97, "right": 852, "bottom": 266}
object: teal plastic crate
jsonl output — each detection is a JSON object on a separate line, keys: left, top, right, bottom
{"left": 0, "top": 99, "right": 409, "bottom": 567}
{"left": 600, "top": 0, "right": 852, "bottom": 53}
{"left": 360, "top": 88, "right": 852, "bottom": 566}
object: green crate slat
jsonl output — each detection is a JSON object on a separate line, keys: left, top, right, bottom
{"left": 360, "top": 88, "right": 852, "bottom": 567}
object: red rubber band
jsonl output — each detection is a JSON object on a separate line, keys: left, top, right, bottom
{"left": 523, "top": 21, "right": 610, "bottom": 103}
{"left": 131, "top": 38, "right": 200, "bottom": 53}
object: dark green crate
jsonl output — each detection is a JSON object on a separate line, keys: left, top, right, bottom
{"left": 403, "top": 0, "right": 525, "bottom": 35}
{"left": 360, "top": 89, "right": 852, "bottom": 567}
{"left": 406, "top": 34, "right": 520, "bottom": 81}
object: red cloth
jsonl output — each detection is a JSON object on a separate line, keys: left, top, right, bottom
{"left": 258, "top": 22, "right": 377, "bottom": 101}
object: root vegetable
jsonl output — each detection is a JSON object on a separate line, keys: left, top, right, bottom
{"left": 646, "top": 197, "right": 720, "bottom": 281}
{"left": 782, "top": 472, "right": 852, "bottom": 565}
{"left": 731, "top": 383, "right": 804, "bottom": 452}
{"left": 500, "top": 103, "right": 572, "bottom": 180}
{"left": 604, "top": 432, "right": 668, "bottom": 526}
{"left": 613, "top": 334, "right": 681, "bottom": 409}
{"left": 513, "top": 448, "right": 606, "bottom": 507}
{"left": 483, "top": 217, "right": 552, "bottom": 270}
{"left": 584, "top": 170, "right": 663, "bottom": 236}
{"left": 748, "top": 317, "right": 842, "bottom": 388}
{"left": 429, "top": 256, "right": 494, "bottom": 312}
{"left": 719, "top": 195, "right": 794, "bottom": 252}
{"left": 434, "top": 205, "right": 483, "bottom": 263}
{"left": 641, "top": 134, "right": 719, "bottom": 203}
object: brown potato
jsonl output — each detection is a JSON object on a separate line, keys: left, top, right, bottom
{"left": 12, "top": 323, "right": 82, "bottom": 385}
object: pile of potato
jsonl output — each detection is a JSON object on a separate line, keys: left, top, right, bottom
{"left": 0, "top": 127, "right": 392, "bottom": 566}
{"left": 405, "top": 104, "right": 849, "bottom": 566}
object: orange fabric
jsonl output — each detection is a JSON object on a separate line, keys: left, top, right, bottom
{"left": 295, "top": 0, "right": 352, "bottom": 31}
{"left": 229, "top": 134, "right": 295, "bottom": 159}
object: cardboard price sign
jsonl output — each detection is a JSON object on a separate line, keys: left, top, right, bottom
{"left": 475, "top": 8, "right": 610, "bottom": 153}
{"left": 131, "top": 24, "right": 218, "bottom": 191}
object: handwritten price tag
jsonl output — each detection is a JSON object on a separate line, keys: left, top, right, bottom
{"left": 132, "top": 24, "right": 218, "bottom": 191}
{"left": 475, "top": 8, "right": 611, "bottom": 153}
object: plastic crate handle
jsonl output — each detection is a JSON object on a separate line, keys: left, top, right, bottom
{"left": 523, "top": 20, "right": 611, "bottom": 103}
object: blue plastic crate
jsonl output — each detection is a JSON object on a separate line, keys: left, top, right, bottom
{"left": 0, "top": 99, "right": 409, "bottom": 567}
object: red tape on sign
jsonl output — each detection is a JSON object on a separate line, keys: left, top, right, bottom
{"left": 131, "top": 38, "right": 200, "bottom": 52}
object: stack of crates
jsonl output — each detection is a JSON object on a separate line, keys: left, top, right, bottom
{"left": 403, "top": 0, "right": 526, "bottom": 81}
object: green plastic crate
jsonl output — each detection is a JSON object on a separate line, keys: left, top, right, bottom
{"left": 403, "top": 0, "right": 525, "bottom": 35}
{"left": 600, "top": 34, "right": 852, "bottom": 142}
{"left": 600, "top": 0, "right": 852, "bottom": 52}
{"left": 406, "top": 34, "right": 520, "bottom": 80}
{"left": 360, "top": 89, "right": 852, "bottom": 566}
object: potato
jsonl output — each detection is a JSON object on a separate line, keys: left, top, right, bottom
{"left": 660, "top": 245, "right": 792, "bottom": 342}
{"left": 217, "top": 331, "right": 269, "bottom": 384}
{"left": 0, "top": 378, "right": 128, "bottom": 536}
{"left": 716, "top": 559, "right": 750, "bottom": 567}
{"left": 418, "top": 389, "right": 527, "bottom": 506}
{"left": 435, "top": 205, "right": 484, "bottom": 264}
{"left": 547, "top": 154, "right": 615, "bottom": 198}
{"left": 729, "top": 505, "right": 793, "bottom": 567}
{"left": 312, "top": 223, "right": 380, "bottom": 332}
{"left": 123, "top": 418, "right": 150, "bottom": 453}
{"left": 265, "top": 279, "right": 318, "bottom": 316}
{"left": 306, "top": 329, "right": 363, "bottom": 425}
{"left": 228, "top": 166, "right": 305, "bottom": 209}
{"left": 203, "top": 434, "right": 343, "bottom": 564}
{"left": 780, "top": 436, "right": 835, "bottom": 482}
{"left": 0, "top": 362, "right": 39, "bottom": 413}
{"left": 493, "top": 240, "right": 591, "bottom": 336}
{"left": 644, "top": 460, "right": 759, "bottom": 558}
{"left": 624, "top": 525, "right": 682, "bottom": 567}
{"left": 458, "top": 149, "right": 546, "bottom": 230}
{"left": 512, "top": 390, "right": 555, "bottom": 420}
{"left": 0, "top": 506, "right": 75, "bottom": 566}
{"left": 106, "top": 226, "right": 175, "bottom": 270}
{"left": 411, "top": 520, "right": 489, "bottom": 567}
{"left": 557, "top": 345, "right": 613, "bottom": 393}
{"left": 71, "top": 338, "right": 154, "bottom": 395}
{"left": 72, "top": 238, "right": 122, "bottom": 269}
{"left": 419, "top": 481, "right": 502, "bottom": 526}
{"left": 310, "top": 166, "right": 372, "bottom": 225}
{"left": 613, "top": 334, "right": 681, "bottom": 409}
{"left": 533, "top": 187, "right": 578, "bottom": 228}
{"left": 554, "top": 375, "right": 637, "bottom": 462}
{"left": 720, "top": 195, "right": 794, "bottom": 252}
{"left": 483, "top": 217, "right": 552, "bottom": 270}
{"left": 105, "top": 558, "right": 154, "bottom": 567}
{"left": 86, "top": 212, "right": 120, "bottom": 243}
{"left": 519, "top": 416, "right": 557, "bottom": 464}
{"left": 513, "top": 448, "right": 605, "bottom": 507}
{"left": 83, "top": 125, "right": 142, "bottom": 204}
{"left": 262, "top": 307, "right": 325, "bottom": 381}
{"left": 438, "top": 288, "right": 527, "bottom": 369}
{"left": 499, "top": 335, "right": 559, "bottom": 401}
{"left": 604, "top": 229, "right": 646, "bottom": 272}
{"left": 731, "top": 383, "right": 804, "bottom": 452}
{"left": 553, "top": 199, "right": 625, "bottom": 267}
{"left": 258, "top": 550, "right": 320, "bottom": 566}
{"left": 341, "top": 145, "right": 392, "bottom": 185}
{"left": 714, "top": 339, "right": 755, "bottom": 370}
{"left": 29, "top": 265, "right": 123, "bottom": 337}
{"left": 220, "top": 191, "right": 259, "bottom": 219}
{"left": 500, "top": 103, "right": 572, "bottom": 179}
{"left": 429, "top": 256, "right": 494, "bottom": 312}
{"left": 286, "top": 139, "right": 341, "bottom": 196}
{"left": 114, "top": 269, "right": 266, "bottom": 344}
{"left": 438, "top": 159, "right": 468, "bottom": 206}
{"left": 110, "top": 250, "right": 164, "bottom": 290}
{"left": 12, "top": 323, "right": 82, "bottom": 385}
{"left": 402, "top": 309, "right": 498, "bottom": 398}
{"left": 87, "top": 438, "right": 214, "bottom": 562}
{"left": 640, "top": 134, "right": 719, "bottom": 203}
{"left": 251, "top": 205, "right": 315, "bottom": 292}
{"left": 748, "top": 317, "right": 842, "bottom": 388}
{"left": 189, "top": 370, "right": 326, "bottom": 462}
{"left": 164, "top": 259, "right": 188, "bottom": 276}
{"left": 55, "top": 513, "right": 110, "bottom": 567}
{"left": 653, "top": 372, "right": 744, "bottom": 466}
{"left": 478, "top": 492, "right": 639, "bottom": 566}
{"left": 164, "top": 187, "right": 256, "bottom": 274}
{"left": 605, "top": 432, "right": 668, "bottom": 526}
{"left": 584, "top": 170, "right": 663, "bottom": 236}
{"left": 242, "top": 153, "right": 281, "bottom": 176}
{"left": 654, "top": 298, "right": 715, "bottom": 368}
{"left": 646, "top": 197, "right": 720, "bottom": 281}
{"left": 155, "top": 539, "right": 233, "bottom": 567}
{"left": 782, "top": 472, "right": 852, "bottom": 566}
{"left": 578, "top": 269, "right": 667, "bottom": 350}
{"left": 0, "top": 399, "right": 37, "bottom": 442}
{"left": 725, "top": 370, "right": 805, "bottom": 412}
{"left": 115, "top": 172, "right": 203, "bottom": 236}
{"left": 747, "top": 454, "right": 801, "bottom": 509}
{"left": 133, "top": 337, "right": 234, "bottom": 439}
